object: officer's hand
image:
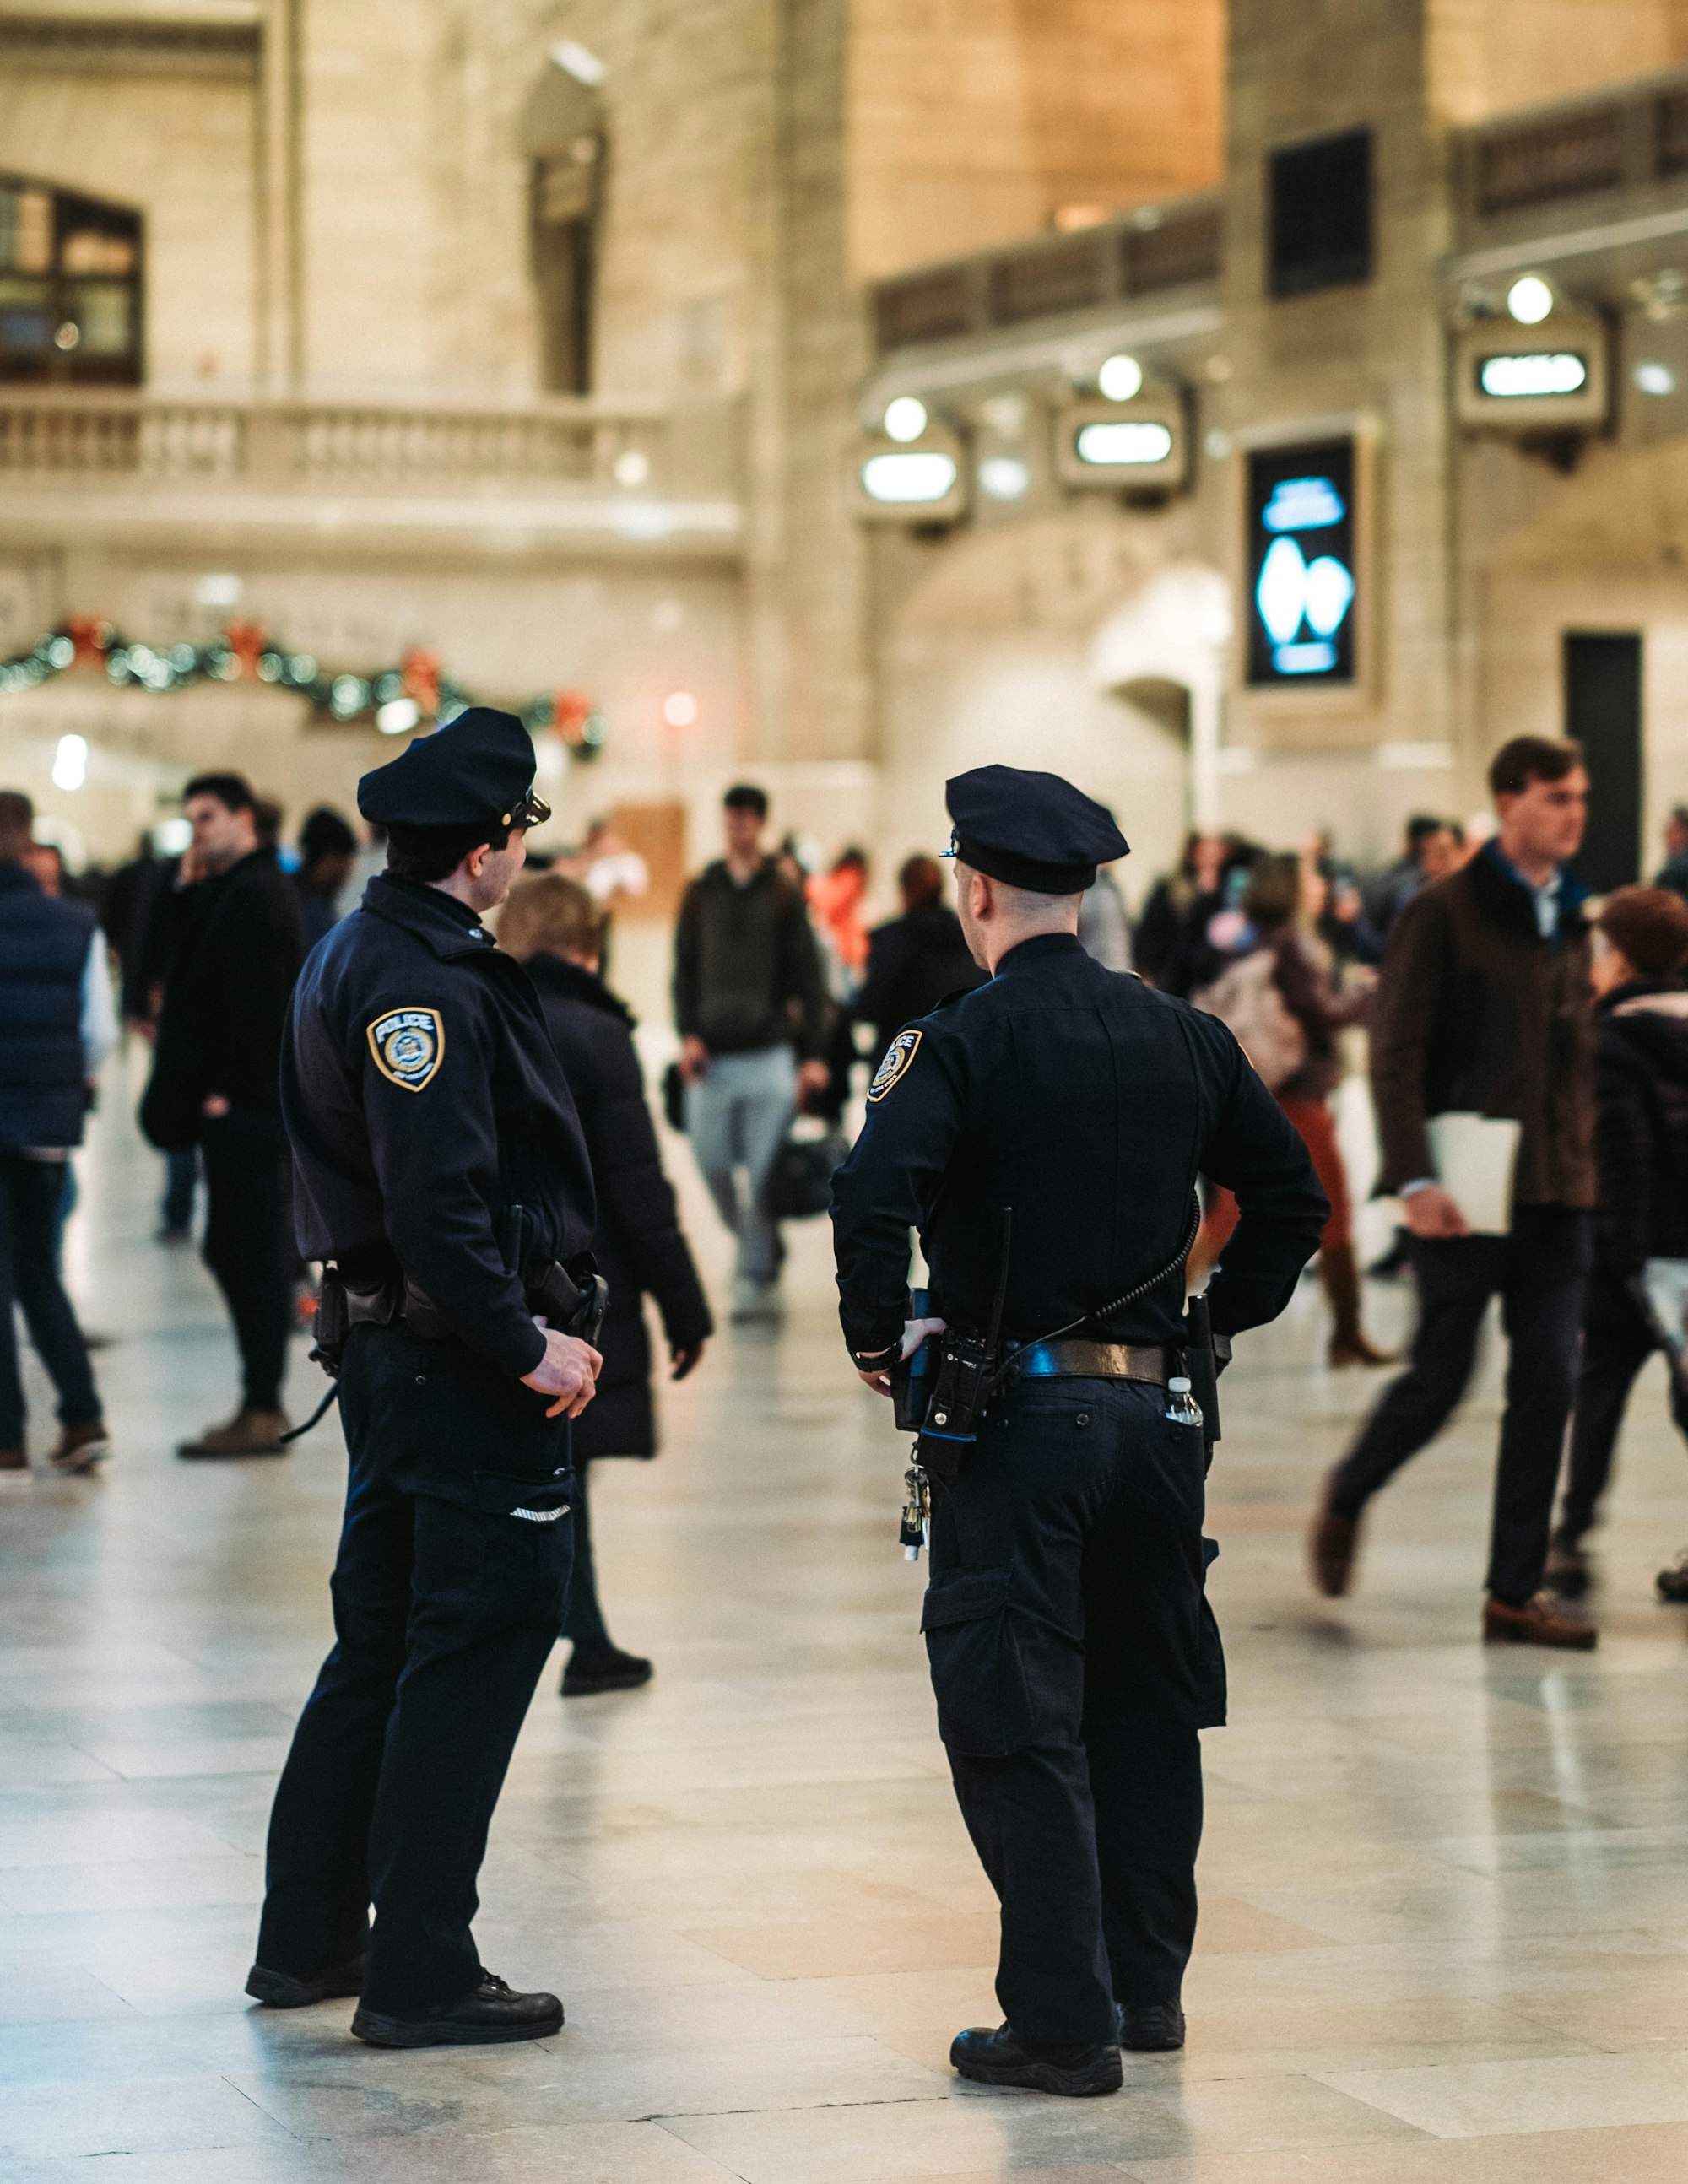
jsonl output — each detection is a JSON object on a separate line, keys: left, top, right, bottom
{"left": 521, "top": 1328, "right": 603, "bottom": 1418}
{"left": 669, "top": 1338, "right": 706, "bottom": 1381}
{"left": 679, "top": 1035, "right": 710, "bottom": 1082}
{"left": 857, "top": 1315, "right": 947, "bottom": 1397}
{"left": 1402, "top": 1184, "right": 1468, "bottom": 1240}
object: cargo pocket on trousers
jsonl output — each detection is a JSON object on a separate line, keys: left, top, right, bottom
{"left": 920, "top": 1565, "right": 1034, "bottom": 1758}
{"left": 472, "top": 1466, "right": 576, "bottom": 1521}
{"left": 1196, "top": 1536, "right": 1227, "bottom": 1730}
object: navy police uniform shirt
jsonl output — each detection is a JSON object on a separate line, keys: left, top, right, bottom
{"left": 282, "top": 873, "right": 595, "bottom": 1379}
{"left": 830, "top": 932, "right": 1328, "bottom": 1360}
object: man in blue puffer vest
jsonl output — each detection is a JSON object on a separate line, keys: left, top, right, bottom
{"left": 0, "top": 791, "right": 111, "bottom": 1477}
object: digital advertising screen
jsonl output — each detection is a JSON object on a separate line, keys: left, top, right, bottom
{"left": 1245, "top": 437, "right": 1358, "bottom": 687}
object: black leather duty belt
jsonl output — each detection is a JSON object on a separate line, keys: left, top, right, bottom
{"left": 1011, "top": 1340, "right": 1172, "bottom": 1386}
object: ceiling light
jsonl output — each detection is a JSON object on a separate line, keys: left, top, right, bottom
{"left": 1096, "top": 354, "right": 1144, "bottom": 403}
{"left": 51, "top": 733, "right": 88, "bottom": 791}
{"left": 550, "top": 39, "right": 605, "bottom": 84}
{"left": 613, "top": 448, "right": 650, "bottom": 486}
{"left": 1635, "top": 360, "right": 1677, "bottom": 396}
{"left": 882, "top": 396, "right": 928, "bottom": 442}
{"left": 978, "top": 456, "right": 1030, "bottom": 500}
{"left": 662, "top": 690, "right": 698, "bottom": 727}
{"left": 376, "top": 698, "right": 420, "bottom": 735}
{"left": 1506, "top": 274, "right": 1554, "bottom": 325}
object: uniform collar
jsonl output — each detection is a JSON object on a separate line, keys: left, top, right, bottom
{"left": 993, "top": 931, "right": 1086, "bottom": 977}
{"left": 360, "top": 873, "right": 495, "bottom": 960}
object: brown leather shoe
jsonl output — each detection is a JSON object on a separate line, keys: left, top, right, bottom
{"left": 1482, "top": 1592, "right": 1598, "bottom": 1650}
{"left": 1310, "top": 1485, "right": 1361, "bottom": 1598}
{"left": 47, "top": 1419, "right": 110, "bottom": 1474}
{"left": 177, "top": 1409, "right": 291, "bottom": 1459}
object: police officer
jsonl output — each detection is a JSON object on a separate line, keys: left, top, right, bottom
{"left": 246, "top": 709, "right": 602, "bottom": 2048}
{"left": 831, "top": 766, "right": 1326, "bottom": 2097}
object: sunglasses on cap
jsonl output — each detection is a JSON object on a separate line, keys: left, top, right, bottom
{"left": 505, "top": 785, "right": 553, "bottom": 830}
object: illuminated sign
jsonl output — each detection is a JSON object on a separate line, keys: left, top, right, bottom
{"left": 1074, "top": 419, "right": 1173, "bottom": 466}
{"left": 1053, "top": 395, "right": 1187, "bottom": 492}
{"left": 854, "top": 416, "right": 969, "bottom": 524}
{"left": 1478, "top": 352, "right": 1588, "bottom": 398}
{"left": 1454, "top": 315, "right": 1610, "bottom": 431}
{"left": 1246, "top": 438, "right": 1357, "bottom": 686}
{"left": 860, "top": 451, "right": 958, "bottom": 504}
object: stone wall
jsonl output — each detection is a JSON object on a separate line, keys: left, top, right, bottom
{"left": 1428, "top": 0, "right": 1688, "bottom": 125}
{"left": 847, "top": 0, "right": 1225, "bottom": 280}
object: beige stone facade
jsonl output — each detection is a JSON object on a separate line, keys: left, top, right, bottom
{"left": 8, "top": 1, "right": 1688, "bottom": 948}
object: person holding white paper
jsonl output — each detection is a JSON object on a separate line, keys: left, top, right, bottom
{"left": 1310, "top": 738, "right": 1599, "bottom": 1647}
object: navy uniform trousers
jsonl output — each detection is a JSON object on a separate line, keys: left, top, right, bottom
{"left": 922, "top": 1376, "right": 1224, "bottom": 2048}
{"left": 255, "top": 1325, "right": 571, "bottom": 2017}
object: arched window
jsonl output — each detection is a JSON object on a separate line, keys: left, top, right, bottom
{"left": 0, "top": 176, "right": 143, "bottom": 385}
{"left": 522, "top": 59, "right": 604, "bottom": 395}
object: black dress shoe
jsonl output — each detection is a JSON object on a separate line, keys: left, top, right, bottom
{"left": 351, "top": 1972, "right": 563, "bottom": 2048}
{"left": 562, "top": 1644, "right": 653, "bottom": 1696}
{"left": 1116, "top": 1997, "right": 1185, "bottom": 2051}
{"left": 246, "top": 1954, "right": 365, "bottom": 2008}
{"left": 950, "top": 2023, "right": 1122, "bottom": 2097}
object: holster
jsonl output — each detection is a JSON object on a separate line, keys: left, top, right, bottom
{"left": 313, "top": 1266, "right": 403, "bottom": 1376}
{"left": 526, "top": 1256, "right": 609, "bottom": 1346}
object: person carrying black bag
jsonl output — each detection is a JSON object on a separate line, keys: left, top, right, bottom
{"left": 500, "top": 873, "right": 712, "bottom": 1694}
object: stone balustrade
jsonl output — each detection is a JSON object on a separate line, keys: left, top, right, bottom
{"left": 0, "top": 392, "right": 666, "bottom": 489}
{"left": 0, "top": 391, "right": 743, "bottom": 556}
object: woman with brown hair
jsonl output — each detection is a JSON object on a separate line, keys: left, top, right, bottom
{"left": 500, "top": 874, "right": 712, "bottom": 1694}
{"left": 1195, "top": 850, "right": 1391, "bottom": 1366}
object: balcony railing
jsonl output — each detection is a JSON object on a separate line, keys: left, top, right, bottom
{"left": 0, "top": 392, "right": 668, "bottom": 488}
{"left": 869, "top": 195, "right": 1222, "bottom": 359}
{"left": 1453, "top": 64, "right": 1688, "bottom": 243}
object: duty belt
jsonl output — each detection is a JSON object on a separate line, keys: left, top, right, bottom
{"left": 1011, "top": 1339, "right": 1172, "bottom": 1387}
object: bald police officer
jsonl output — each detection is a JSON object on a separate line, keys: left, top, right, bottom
{"left": 247, "top": 710, "right": 602, "bottom": 2047}
{"left": 832, "top": 766, "right": 1326, "bottom": 2097}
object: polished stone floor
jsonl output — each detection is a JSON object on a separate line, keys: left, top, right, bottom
{"left": 6, "top": 1049, "right": 1688, "bottom": 2182}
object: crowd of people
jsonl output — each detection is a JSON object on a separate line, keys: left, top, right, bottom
{"left": 5, "top": 754, "right": 1688, "bottom": 1661}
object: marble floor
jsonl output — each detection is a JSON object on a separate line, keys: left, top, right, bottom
{"left": 5, "top": 1050, "right": 1688, "bottom": 2182}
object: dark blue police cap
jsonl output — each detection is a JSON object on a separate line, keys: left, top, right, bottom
{"left": 357, "top": 707, "right": 550, "bottom": 832}
{"left": 944, "top": 765, "right": 1128, "bottom": 894}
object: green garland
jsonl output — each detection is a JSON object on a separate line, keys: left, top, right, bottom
{"left": 0, "top": 621, "right": 607, "bottom": 755}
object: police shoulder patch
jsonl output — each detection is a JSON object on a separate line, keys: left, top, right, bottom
{"left": 367, "top": 1007, "right": 445, "bottom": 1092}
{"left": 867, "top": 1027, "right": 922, "bottom": 1102}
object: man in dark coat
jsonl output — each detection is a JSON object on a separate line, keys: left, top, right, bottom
{"left": 853, "top": 854, "right": 984, "bottom": 1073}
{"left": 140, "top": 772, "right": 305, "bottom": 1455}
{"left": 502, "top": 873, "right": 712, "bottom": 1693}
{"left": 0, "top": 790, "right": 111, "bottom": 1476}
{"left": 1312, "top": 736, "right": 1599, "bottom": 1646}
{"left": 1546, "top": 887, "right": 1688, "bottom": 1597}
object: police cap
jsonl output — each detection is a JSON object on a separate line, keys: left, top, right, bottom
{"left": 944, "top": 764, "right": 1128, "bottom": 894}
{"left": 357, "top": 707, "right": 551, "bottom": 833}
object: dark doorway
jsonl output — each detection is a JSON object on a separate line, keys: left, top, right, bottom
{"left": 1564, "top": 631, "right": 1642, "bottom": 890}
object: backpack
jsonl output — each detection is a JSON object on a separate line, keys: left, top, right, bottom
{"left": 1192, "top": 948, "right": 1307, "bottom": 1092}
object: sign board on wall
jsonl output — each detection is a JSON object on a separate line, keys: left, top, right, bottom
{"left": 1244, "top": 438, "right": 1358, "bottom": 688}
